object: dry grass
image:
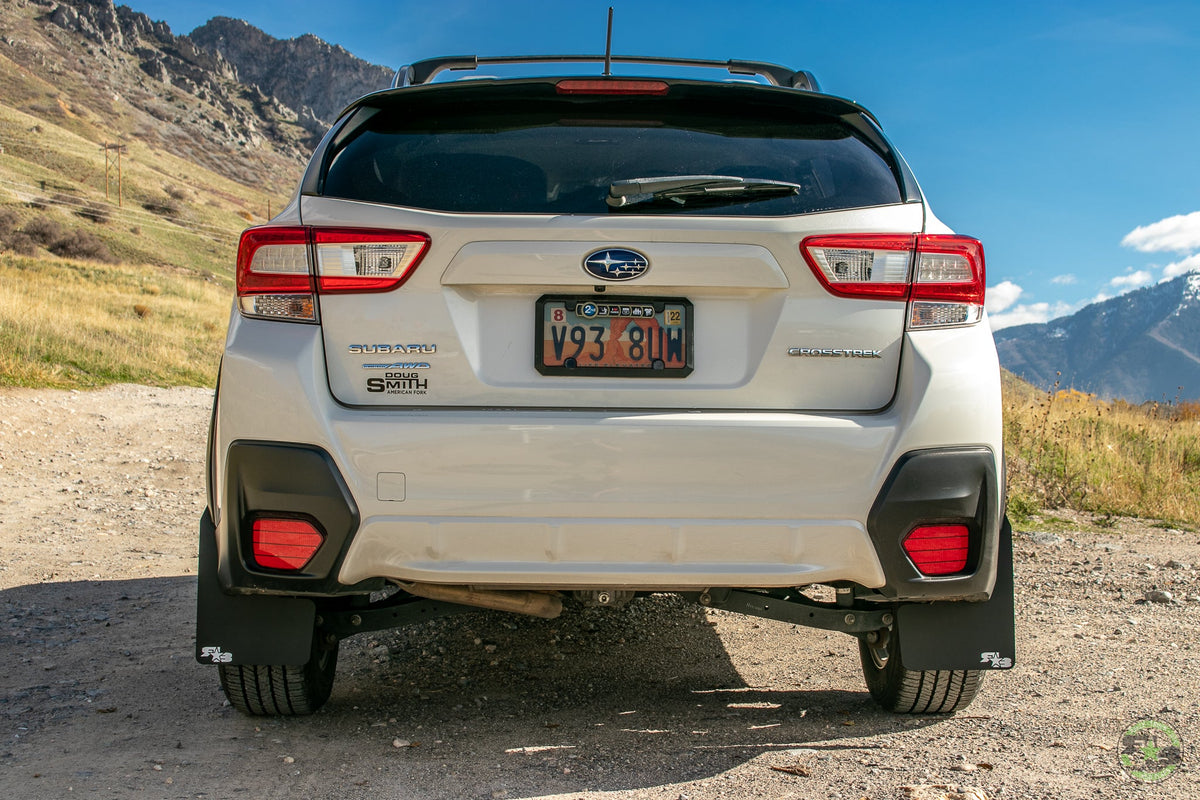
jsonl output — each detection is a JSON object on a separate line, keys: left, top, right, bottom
{"left": 1003, "top": 371, "right": 1200, "bottom": 526}
{"left": 0, "top": 253, "right": 227, "bottom": 388}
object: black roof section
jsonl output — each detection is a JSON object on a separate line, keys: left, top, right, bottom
{"left": 393, "top": 55, "right": 820, "bottom": 92}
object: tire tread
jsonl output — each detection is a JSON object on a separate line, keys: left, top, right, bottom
{"left": 217, "top": 640, "right": 338, "bottom": 716}
{"left": 859, "top": 637, "right": 984, "bottom": 714}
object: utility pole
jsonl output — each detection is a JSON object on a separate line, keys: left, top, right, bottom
{"left": 100, "top": 143, "right": 127, "bottom": 207}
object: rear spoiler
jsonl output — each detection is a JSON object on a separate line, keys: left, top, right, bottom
{"left": 392, "top": 54, "right": 820, "bottom": 93}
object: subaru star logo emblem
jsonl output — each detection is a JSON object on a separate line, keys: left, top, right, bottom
{"left": 583, "top": 248, "right": 650, "bottom": 282}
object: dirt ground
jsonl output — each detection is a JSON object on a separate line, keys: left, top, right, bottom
{"left": 1, "top": 385, "right": 1197, "bottom": 800}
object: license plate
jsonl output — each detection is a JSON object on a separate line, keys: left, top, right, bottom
{"left": 536, "top": 296, "right": 693, "bottom": 377}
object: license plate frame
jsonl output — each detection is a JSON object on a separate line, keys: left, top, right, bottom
{"left": 535, "top": 295, "right": 694, "bottom": 378}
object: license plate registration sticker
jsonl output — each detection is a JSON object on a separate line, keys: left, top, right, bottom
{"left": 535, "top": 296, "right": 693, "bottom": 377}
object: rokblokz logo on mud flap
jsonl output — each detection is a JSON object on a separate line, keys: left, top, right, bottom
{"left": 367, "top": 372, "right": 429, "bottom": 395}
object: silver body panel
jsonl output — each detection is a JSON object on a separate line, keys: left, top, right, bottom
{"left": 214, "top": 307, "right": 1003, "bottom": 590}
{"left": 305, "top": 198, "right": 922, "bottom": 411}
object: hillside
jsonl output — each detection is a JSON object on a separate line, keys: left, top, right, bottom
{"left": 0, "top": 0, "right": 313, "bottom": 193}
{"left": 0, "top": 0, "right": 400, "bottom": 387}
{"left": 996, "top": 272, "right": 1200, "bottom": 402}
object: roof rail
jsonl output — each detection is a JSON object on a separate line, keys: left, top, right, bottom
{"left": 392, "top": 55, "right": 820, "bottom": 92}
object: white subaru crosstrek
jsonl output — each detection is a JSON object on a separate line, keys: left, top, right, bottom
{"left": 197, "top": 55, "right": 1014, "bottom": 716}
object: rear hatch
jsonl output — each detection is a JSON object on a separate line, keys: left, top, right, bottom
{"left": 302, "top": 79, "right": 924, "bottom": 412}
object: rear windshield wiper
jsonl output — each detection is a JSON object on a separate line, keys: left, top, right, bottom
{"left": 607, "top": 175, "right": 801, "bottom": 210}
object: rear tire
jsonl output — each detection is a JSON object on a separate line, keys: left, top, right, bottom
{"left": 218, "top": 635, "right": 338, "bottom": 716}
{"left": 858, "top": 624, "right": 983, "bottom": 714}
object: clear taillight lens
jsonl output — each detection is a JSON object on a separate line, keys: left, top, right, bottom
{"left": 801, "top": 234, "right": 914, "bottom": 299}
{"left": 313, "top": 228, "right": 429, "bottom": 294}
{"left": 236, "top": 226, "right": 430, "bottom": 322}
{"left": 800, "top": 233, "right": 986, "bottom": 329}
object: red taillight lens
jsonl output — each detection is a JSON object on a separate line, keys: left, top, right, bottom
{"left": 910, "top": 235, "right": 985, "bottom": 304}
{"left": 555, "top": 79, "right": 670, "bottom": 96}
{"left": 902, "top": 524, "right": 971, "bottom": 576}
{"left": 800, "top": 233, "right": 986, "bottom": 328}
{"left": 237, "top": 227, "right": 316, "bottom": 321}
{"left": 251, "top": 518, "right": 324, "bottom": 571}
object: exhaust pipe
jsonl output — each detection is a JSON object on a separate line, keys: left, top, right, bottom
{"left": 397, "top": 582, "right": 562, "bottom": 619}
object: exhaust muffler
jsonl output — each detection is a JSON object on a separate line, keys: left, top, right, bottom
{"left": 397, "top": 582, "right": 562, "bottom": 619}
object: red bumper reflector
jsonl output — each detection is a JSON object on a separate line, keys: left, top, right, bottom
{"left": 252, "top": 518, "right": 323, "bottom": 571}
{"left": 902, "top": 524, "right": 970, "bottom": 576}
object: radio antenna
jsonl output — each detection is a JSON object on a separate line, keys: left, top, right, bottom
{"left": 603, "top": 7, "right": 614, "bottom": 75}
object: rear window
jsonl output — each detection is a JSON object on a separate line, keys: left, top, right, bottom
{"left": 321, "top": 85, "right": 903, "bottom": 216}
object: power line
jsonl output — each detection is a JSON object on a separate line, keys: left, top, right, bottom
{"left": 0, "top": 175, "right": 242, "bottom": 235}
{"left": 0, "top": 134, "right": 273, "bottom": 227}
{"left": 0, "top": 177, "right": 241, "bottom": 244}
{"left": 100, "top": 142, "right": 127, "bottom": 207}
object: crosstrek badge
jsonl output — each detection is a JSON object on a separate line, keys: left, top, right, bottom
{"left": 788, "top": 347, "right": 882, "bottom": 359}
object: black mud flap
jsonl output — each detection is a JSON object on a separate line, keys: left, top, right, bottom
{"left": 195, "top": 509, "right": 316, "bottom": 666}
{"left": 896, "top": 517, "right": 1015, "bottom": 671}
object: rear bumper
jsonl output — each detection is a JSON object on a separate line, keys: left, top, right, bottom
{"left": 211, "top": 315, "right": 1003, "bottom": 600}
{"left": 216, "top": 438, "right": 1000, "bottom": 600}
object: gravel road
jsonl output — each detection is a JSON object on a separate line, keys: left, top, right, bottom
{"left": 1, "top": 385, "right": 1197, "bottom": 799}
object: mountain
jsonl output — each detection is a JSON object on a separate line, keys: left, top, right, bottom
{"left": 0, "top": 0, "right": 391, "bottom": 194}
{"left": 190, "top": 17, "right": 393, "bottom": 138}
{"left": 994, "top": 272, "right": 1200, "bottom": 403}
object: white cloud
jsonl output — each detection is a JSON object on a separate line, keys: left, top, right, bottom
{"left": 988, "top": 301, "right": 1075, "bottom": 331}
{"left": 1110, "top": 269, "right": 1154, "bottom": 291}
{"left": 985, "top": 280, "right": 1023, "bottom": 314}
{"left": 1050, "top": 274, "right": 1076, "bottom": 285}
{"left": 1162, "top": 253, "right": 1200, "bottom": 280}
{"left": 1121, "top": 211, "right": 1200, "bottom": 254}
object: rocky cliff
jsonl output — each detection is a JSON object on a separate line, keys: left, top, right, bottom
{"left": 190, "top": 16, "right": 393, "bottom": 137}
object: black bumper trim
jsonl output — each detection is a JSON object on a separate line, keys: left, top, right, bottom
{"left": 220, "top": 440, "right": 379, "bottom": 596}
{"left": 866, "top": 447, "right": 1001, "bottom": 601}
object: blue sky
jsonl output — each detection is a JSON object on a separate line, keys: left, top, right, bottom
{"left": 132, "top": 0, "right": 1200, "bottom": 329}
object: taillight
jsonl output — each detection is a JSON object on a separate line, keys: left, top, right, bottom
{"left": 251, "top": 517, "right": 324, "bottom": 571}
{"left": 908, "top": 235, "right": 985, "bottom": 329}
{"left": 902, "top": 524, "right": 971, "bottom": 576}
{"left": 236, "top": 226, "right": 430, "bottom": 322}
{"left": 800, "top": 234, "right": 985, "bottom": 329}
{"left": 800, "top": 234, "right": 914, "bottom": 299}
{"left": 313, "top": 228, "right": 429, "bottom": 294}
{"left": 555, "top": 79, "right": 669, "bottom": 96}
{"left": 236, "top": 227, "right": 315, "bottom": 322}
